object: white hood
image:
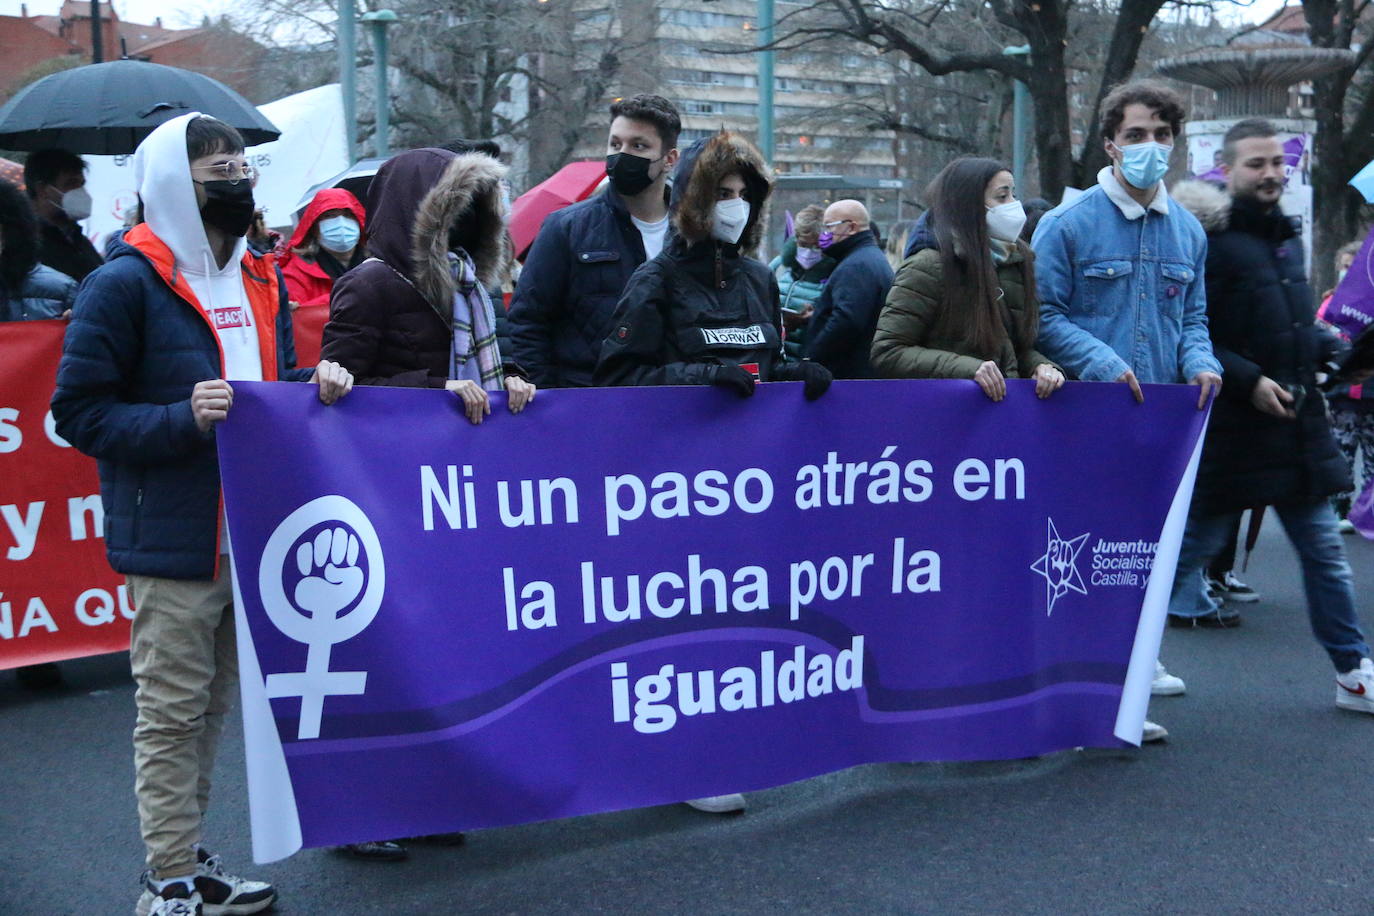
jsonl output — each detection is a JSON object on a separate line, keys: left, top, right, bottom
{"left": 134, "top": 112, "right": 262, "bottom": 384}
{"left": 133, "top": 111, "right": 246, "bottom": 275}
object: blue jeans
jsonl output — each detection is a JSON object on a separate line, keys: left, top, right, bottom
{"left": 1168, "top": 500, "right": 1370, "bottom": 672}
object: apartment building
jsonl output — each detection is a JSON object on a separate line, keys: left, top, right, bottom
{"left": 561, "top": 0, "right": 897, "bottom": 179}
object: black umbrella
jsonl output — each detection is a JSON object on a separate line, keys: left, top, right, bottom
{"left": 0, "top": 60, "right": 280, "bottom": 154}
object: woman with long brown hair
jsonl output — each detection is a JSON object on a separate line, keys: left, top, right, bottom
{"left": 872, "top": 157, "right": 1063, "bottom": 400}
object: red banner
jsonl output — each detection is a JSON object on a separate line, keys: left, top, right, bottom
{"left": 0, "top": 320, "right": 128, "bottom": 669}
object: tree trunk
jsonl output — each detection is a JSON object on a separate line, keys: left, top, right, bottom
{"left": 1302, "top": 0, "right": 1363, "bottom": 293}
{"left": 1309, "top": 69, "right": 1355, "bottom": 294}
{"left": 1023, "top": 7, "right": 1073, "bottom": 201}
{"left": 1075, "top": 0, "right": 1168, "bottom": 186}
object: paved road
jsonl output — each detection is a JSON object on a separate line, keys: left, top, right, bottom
{"left": 3, "top": 523, "right": 1372, "bottom": 915}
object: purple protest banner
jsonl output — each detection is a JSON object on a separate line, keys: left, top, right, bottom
{"left": 1321, "top": 224, "right": 1374, "bottom": 341}
{"left": 219, "top": 379, "right": 1208, "bottom": 862}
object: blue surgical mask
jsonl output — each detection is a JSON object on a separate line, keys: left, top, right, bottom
{"left": 1115, "top": 141, "right": 1172, "bottom": 190}
{"left": 318, "top": 215, "right": 360, "bottom": 254}
{"left": 796, "top": 245, "right": 823, "bottom": 269}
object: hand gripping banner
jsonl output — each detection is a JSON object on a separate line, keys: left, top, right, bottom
{"left": 219, "top": 379, "right": 1209, "bottom": 862}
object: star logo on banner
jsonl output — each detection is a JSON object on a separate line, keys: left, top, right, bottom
{"left": 1030, "top": 518, "right": 1090, "bottom": 616}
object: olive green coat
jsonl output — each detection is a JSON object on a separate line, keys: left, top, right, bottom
{"left": 871, "top": 245, "right": 1055, "bottom": 380}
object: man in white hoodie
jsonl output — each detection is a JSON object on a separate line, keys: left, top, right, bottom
{"left": 53, "top": 114, "right": 353, "bottom": 916}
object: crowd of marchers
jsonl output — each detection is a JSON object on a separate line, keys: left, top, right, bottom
{"left": 2, "top": 78, "right": 1373, "bottom": 916}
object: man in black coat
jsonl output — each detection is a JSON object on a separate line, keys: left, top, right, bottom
{"left": 508, "top": 95, "right": 681, "bottom": 387}
{"left": 1168, "top": 119, "right": 1373, "bottom": 714}
{"left": 23, "top": 148, "right": 104, "bottom": 282}
{"left": 805, "top": 199, "right": 894, "bottom": 378}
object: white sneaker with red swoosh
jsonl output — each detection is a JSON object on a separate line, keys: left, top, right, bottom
{"left": 1336, "top": 658, "right": 1374, "bottom": 714}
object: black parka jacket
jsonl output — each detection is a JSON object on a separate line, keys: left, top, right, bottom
{"left": 594, "top": 132, "right": 784, "bottom": 386}
{"left": 1173, "top": 180, "right": 1350, "bottom": 514}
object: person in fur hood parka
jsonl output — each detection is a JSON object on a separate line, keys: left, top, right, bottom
{"left": 321, "top": 147, "right": 534, "bottom": 424}
{"left": 595, "top": 131, "right": 832, "bottom": 399}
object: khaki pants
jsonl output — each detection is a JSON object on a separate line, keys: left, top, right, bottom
{"left": 127, "top": 569, "right": 237, "bottom": 880}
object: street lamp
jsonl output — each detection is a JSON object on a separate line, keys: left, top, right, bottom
{"left": 757, "top": 0, "right": 775, "bottom": 163}
{"left": 361, "top": 9, "right": 399, "bottom": 157}
{"left": 339, "top": 0, "right": 358, "bottom": 162}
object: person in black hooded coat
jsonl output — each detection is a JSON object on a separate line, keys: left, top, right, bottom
{"left": 593, "top": 132, "right": 828, "bottom": 817}
{"left": 594, "top": 131, "right": 831, "bottom": 400}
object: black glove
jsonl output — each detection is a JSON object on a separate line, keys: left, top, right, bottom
{"left": 773, "top": 360, "right": 833, "bottom": 400}
{"left": 710, "top": 364, "right": 757, "bottom": 398}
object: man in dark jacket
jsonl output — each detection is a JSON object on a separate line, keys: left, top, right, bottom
{"left": 51, "top": 113, "right": 352, "bottom": 916}
{"left": 23, "top": 148, "right": 104, "bottom": 282}
{"left": 508, "top": 95, "right": 681, "bottom": 387}
{"left": 1167, "top": 119, "right": 1373, "bottom": 713}
{"left": 805, "top": 199, "right": 893, "bottom": 377}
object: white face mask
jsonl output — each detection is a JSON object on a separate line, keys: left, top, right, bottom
{"left": 59, "top": 186, "right": 93, "bottom": 222}
{"left": 986, "top": 200, "right": 1026, "bottom": 243}
{"left": 712, "top": 197, "right": 751, "bottom": 245}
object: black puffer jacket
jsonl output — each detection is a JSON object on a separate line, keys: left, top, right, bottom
{"left": 321, "top": 148, "right": 520, "bottom": 387}
{"left": 1173, "top": 180, "right": 1350, "bottom": 513}
{"left": 594, "top": 132, "right": 783, "bottom": 386}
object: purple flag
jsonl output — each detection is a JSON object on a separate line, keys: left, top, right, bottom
{"left": 1321, "top": 224, "right": 1374, "bottom": 340}
{"left": 219, "top": 379, "right": 1208, "bottom": 862}
{"left": 1282, "top": 134, "right": 1307, "bottom": 180}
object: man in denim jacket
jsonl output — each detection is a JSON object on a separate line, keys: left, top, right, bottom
{"left": 1032, "top": 81, "right": 1223, "bottom": 743}
{"left": 1033, "top": 81, "right": 1222, "bottom": 403}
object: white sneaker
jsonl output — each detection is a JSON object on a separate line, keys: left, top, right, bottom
{"left": 193, "top": 848, "right": 276, "bottom": 916}
{"left": 1151, "top": 661, "right": 1186, "bottom": 696}
{"left": 1336, "top": 658, "right": 1374, "bottom": 714}
{"left": 1141, "top": 719, "right": 1169, "bottom": 743}
{"left": 135, "top": 878, "right": 203, "bottom": 916}
{"left": 684, "top": 793, "right": 747, "bottom": 814}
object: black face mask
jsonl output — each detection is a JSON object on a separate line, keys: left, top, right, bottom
{"left": 196, "top": 179, "right": 256, "bottom": 238}
{"left": 605, "top": 152, "right": 660, "bottom": 197}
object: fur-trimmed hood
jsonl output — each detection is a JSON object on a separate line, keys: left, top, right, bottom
{"left": 1171, "top": 179, "right": 1231, "bottom": 233}
{"left": 364, "top": 148, "right": 507, "bottom": 313}
{"left": 669, "top": 131, "right": 772, "bottom": 253}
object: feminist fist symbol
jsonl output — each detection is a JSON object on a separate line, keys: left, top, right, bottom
{"left": 294, "top": 527, "right": 364, "bottom": 620}
{"left": 260, "top": 497, "right": 386, "bottom": 740}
